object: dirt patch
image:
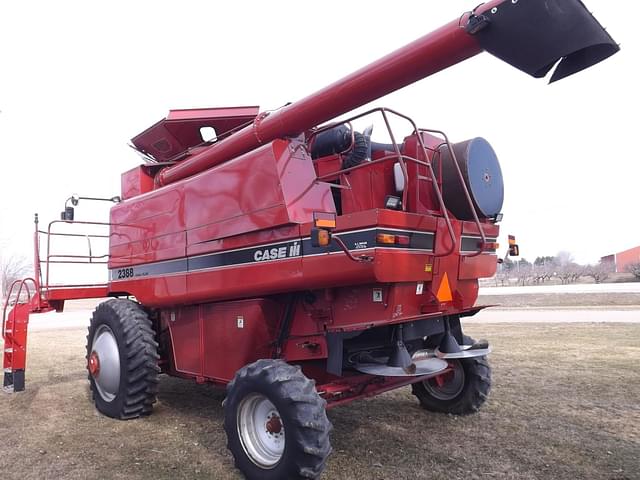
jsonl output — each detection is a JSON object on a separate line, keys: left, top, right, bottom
{"left": 1, "top": 323, "right": 638, "bottom": 480}
{"left": 478, "top": 292, "right": 640, "bottom": 309}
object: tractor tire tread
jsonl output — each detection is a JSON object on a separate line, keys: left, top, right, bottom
{"left": 86, "top": 298, "right": 159, "bottom": 420}
{"left": 224, "top": 359, "right": 332, "bottom": 480}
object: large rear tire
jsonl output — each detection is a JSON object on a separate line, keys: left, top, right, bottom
{"left": 224, "top": 359, "right": 332, "bottom": 480}
{"left": 412, "top": 336, "right": 491, "bottom": 415}
{"left": 86, "top": 299, "right": 160, "bottom": 419}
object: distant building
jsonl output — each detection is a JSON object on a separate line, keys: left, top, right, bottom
{"left": 602, "top": 246, "right": 640, "bottom": 273}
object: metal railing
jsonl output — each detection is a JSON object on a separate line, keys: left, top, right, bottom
{"left": 309, "top": 107, "right": 487, "bottom": 257}
{"left": 36, "top": 218, "right": 111, "bottom": 299}
{"left": 2, "top": 278, "right": 38, "bottom": 338}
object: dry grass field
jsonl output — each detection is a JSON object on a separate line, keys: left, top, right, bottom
{"left": 1, "top": 322, "right": 638, "bottom": 480}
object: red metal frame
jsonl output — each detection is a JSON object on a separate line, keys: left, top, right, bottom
{"left": 319, "top": 368, "right": 454, "bottom": 409}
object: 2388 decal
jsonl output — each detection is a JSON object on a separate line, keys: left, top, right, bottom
{"left": 116, "top": 267, "right": 134, "bottom": 279}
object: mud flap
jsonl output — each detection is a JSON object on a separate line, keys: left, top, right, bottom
{"left": 471, "top": 0, "right": 619, "bottom": 82}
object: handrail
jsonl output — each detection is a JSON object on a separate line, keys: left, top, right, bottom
{"left": 382, "top": 108, "right": 459, "bottom": 256}
{"left": 38, "top": 230, "right": 109, "bottom": 239}
{"left": 311, "top": 107, "right": 458, "bottom": 257}
{"left": 2, "top": 277, "right": 38, "bottom": 338}
{"left": 310, "top": 106, "right": 491, "bottom": 257}
{"left": 419, "top": 129, "right": 487, "bottom": 257}
{"left": 39, "top": 220, "right": 112, "bottom": 299}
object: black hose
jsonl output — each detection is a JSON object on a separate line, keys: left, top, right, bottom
{"left": 342, "top": 132, "right": 370, "bottom": 169}
{"left": 310, "top": 125, "right": 351, "bottom": 159}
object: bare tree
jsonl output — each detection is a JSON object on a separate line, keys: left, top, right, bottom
{"left": 584, "top": 262, "right": 614, "bottom": 284}
{"left": 532, "top": 263, "right": 554, "bottom": 284}
{"left": 627, "top": 262, "right": 640, "bottom": 280}
{"left": 1, "top": 255, "right": 32, "bottom": 297}
{"left": 556, "top": 262, "right": 584, "bottom": 285}
{"left": 516, "top": 262, "right": 534, "bottom": 286}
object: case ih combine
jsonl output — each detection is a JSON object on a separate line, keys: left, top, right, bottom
{"left": 3, "top": 1, "right": 617, "bottom": 478}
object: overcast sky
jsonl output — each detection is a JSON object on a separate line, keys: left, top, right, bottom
{"left": 0, "top": 0, "right": 637, "bottom": 273}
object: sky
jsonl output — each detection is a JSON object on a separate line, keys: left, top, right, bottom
{"left": 0, "top": 0, "right": 637, "bottom": 282}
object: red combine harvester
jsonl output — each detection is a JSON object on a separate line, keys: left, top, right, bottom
{"left": 3, "top": 1, "right": 617, "bottom": 478}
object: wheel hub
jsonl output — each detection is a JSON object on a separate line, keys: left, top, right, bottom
{"left": 90, "top": 325, "right": 121, "bottom": 402}
{"left": 88, "top": 351, "right": 100, "bottom": 377}
{"left": 237, "top": 393, "right": 285, "bottom": 468}
{"left": 422, "top": 360, "right": 465, "bottom": 400}
{"left": 266, "top": 414, "right": 282, "bottom": 435}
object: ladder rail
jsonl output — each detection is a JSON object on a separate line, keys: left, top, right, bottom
{"left": 418, "top": 128, "right": 487, "bottom": 258}
{"left": 2, "top": 278, "right": 38, "bottom": 339}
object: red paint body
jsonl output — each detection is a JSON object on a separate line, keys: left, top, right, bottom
{"left": 108, "top": 120, "right": 500, "bottom": 402}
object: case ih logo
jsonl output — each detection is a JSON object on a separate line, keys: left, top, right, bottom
{"left": 254, "top": 242, "right": 301, "bottom": 261}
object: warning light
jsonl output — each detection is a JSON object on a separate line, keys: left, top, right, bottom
{"left": 395, "top": 235, "right": 410, "bottom": 246}
{"left": 376, "top": 233, "right": 396, "bottom": 244}
{"left": 313, "top": 212, "right": 336, "bottom": 229}
{"left": 311, "top": 228, "right": 332, "bottom": 247}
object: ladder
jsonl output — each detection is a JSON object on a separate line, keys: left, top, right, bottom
{"left": 2, "top": 278, "right": 53, "bottom": 392}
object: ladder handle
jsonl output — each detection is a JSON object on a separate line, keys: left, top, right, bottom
{"left": 2, "top": 278, "right": 38, "bottom": 338}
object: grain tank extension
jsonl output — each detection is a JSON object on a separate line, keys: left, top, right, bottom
{"left": 3, "top": 1, "right": 617, "bottom": 479}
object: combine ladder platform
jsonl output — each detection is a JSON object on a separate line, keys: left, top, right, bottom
{"left": 2, "top": 278, "right": 53, "bottom": 392}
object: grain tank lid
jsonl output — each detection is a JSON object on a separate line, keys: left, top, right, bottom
{"left": 131, "top": 106, "right": 259, "bottom": 162}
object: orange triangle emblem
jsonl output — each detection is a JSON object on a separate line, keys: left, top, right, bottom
{"left": 436, "top": 272, "right": 453, "bottom": 302}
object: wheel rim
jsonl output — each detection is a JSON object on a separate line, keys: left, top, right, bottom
{"left": 237, "top": 393, "right": 285, "bottom": 468}
{"left": 90, "top": 325, "right": 120, "bottom": 402}
{"left": 422, "top": 360, "right": 465, "bottom": 400}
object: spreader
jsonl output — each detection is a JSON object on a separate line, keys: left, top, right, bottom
{"left": 3, "top": 1, "right": 618, "bottom": 478}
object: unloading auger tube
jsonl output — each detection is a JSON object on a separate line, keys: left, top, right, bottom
{"left": 156, "top": 0, "right": 618, "bottom": 187}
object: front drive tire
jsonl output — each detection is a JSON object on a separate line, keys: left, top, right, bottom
{"left": 224, "top": 359, "right": 332, "bottom": 480}
{"left": 86, "top": 299, "right": 160, "bottom": 419}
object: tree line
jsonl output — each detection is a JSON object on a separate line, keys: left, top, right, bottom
{"left": 495, "top": 251, "right": 640, "bottom": 286}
